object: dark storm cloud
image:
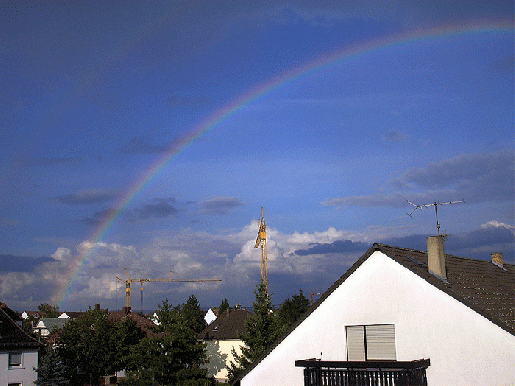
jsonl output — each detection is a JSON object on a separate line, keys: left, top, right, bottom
{"left": 0, "top": 254, "right": 52, "bottom": 272}
{"left": 133, "top": 198, "right": 178, "bottom": 220}
{"left": 198, "top": 197, "right": 244, "bottom": 215}
{"left": 394, "top": 151, "right": 513, "bottom": 193}
{"left": 19, "top": 157, "right": 79, "bottom": 167}
{"left": 55, "top": 189, "right": 118, "bottom": 205}
{"left": 382, "top": 130, "right": 408, "bottom": 143}
{"left": 323, "top": 151, "right": 514, "bottom": 207}
{"left": 80, "top": 198, "right": 179, "bottom": 225}
{"left": 80, "top": 208, "right": 117, "bottom": 227}
{"left": 445, "top": 225, "right": 514, "bottom": 250}
{"left": 383, "top": 224, "right": 514, "bottom": 263}
{"left": 295, "top": 239, "right": 369, "bottom": 256}
{"left": 322, "top": 194, "right": 409, "bottom": 208}
{"left": 294, "top": 224, "right": 514, "bottom": 264}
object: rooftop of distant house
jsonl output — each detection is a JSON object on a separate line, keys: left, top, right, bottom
{"left": 199, "top": 308, "right": 252, "bottom": 340}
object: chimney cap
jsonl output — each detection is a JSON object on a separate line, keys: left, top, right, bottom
{"left": 491, "top": 252, "right": 504, "bottom": 268}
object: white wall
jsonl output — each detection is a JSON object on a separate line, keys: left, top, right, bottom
{"left": 0, "top": 349, "right": 39, "bottom": 386}
{"left": 205, "top": 339, "right": 245, "bottom": 382}
{"left": 241, "top": 251, "right": 515, "bottom": 386}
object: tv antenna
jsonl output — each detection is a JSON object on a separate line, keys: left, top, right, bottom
{"left": 405, "top": 198, "right": 464, "bottom": 235}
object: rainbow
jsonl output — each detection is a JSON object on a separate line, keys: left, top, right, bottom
{"left": 55, "top": 20, "right": 513, "bottom": 308}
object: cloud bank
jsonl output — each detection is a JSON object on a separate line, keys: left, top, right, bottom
{"left": 323, "top": 150, "right": 514, "bottom": 207}
{"left": 1, "top": 218, "right": 512, "bottom": 312}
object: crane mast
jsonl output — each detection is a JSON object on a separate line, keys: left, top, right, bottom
{"left": 116, "top": 268, "right": 221, "bottom": 310}
{"left": 254, "top": 207, "right": 268, "bottom": 293}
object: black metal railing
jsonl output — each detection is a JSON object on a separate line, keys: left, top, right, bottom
{"left": 295, "top": 359, "right": 430, "bottom": 386}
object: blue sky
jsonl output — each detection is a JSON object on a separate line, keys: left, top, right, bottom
{"left": 1, "top": 1, "right": 513, "bottom": 312}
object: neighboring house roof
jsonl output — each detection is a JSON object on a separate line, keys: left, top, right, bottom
{"left": 0, "top": 303, "right": 42, "bottom": 350}
{"left": 21, "top": 311, "right": 41, "bottom": 319}
{"left": 200, "top": 309, "right": 252, "bottom": 340}
{"left": 36, "top": 318, "right": 69, "bottom": 332}
{"left": 0, "top": 302, "right": 22, "bottom": 322}
{"left": 236, "top": 243, "right": 515, "bottom": 383}
{"left": 61, "top": 311, "right": 84, "bottom": 319}
{"left": 108, "top": 308, "right": 161, "bottom": 338}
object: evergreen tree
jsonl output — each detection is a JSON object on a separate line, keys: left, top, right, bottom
{"left": 218, "top": 298, "right": 230, "bottom": 315}
{"left": 122, "top": 298, "right": 211, "bottom": 386}
{"left": 35, "top": 346, "right": 74, "bottom": 386}
{"left": 278, "top": 289, "right": 310, "bottom": 327}
{"left": 227, "top": 282, "right": 284, "bottom": 382}
{"left": 182, "top": 294, "right": 207, "bottom": 334}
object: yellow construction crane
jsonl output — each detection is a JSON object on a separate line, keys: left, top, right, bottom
{"left": 254, "top": 207, "right": 268, "bottom": 293}
{"left": 116, "top": 268, "right": 221, "bottom": 309}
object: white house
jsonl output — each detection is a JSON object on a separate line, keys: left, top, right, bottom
{"left": 200, "top": 308, "right": 252, "bottom": 382}
{"left": 238, "top": 237, "right": 515, "bottom": 386}
{"left": 0, "top": 303, "right": 43, "bottom": 386}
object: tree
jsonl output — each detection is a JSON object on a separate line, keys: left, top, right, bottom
{"left": 38, "top": 303, "right": 60, "bottom": 318}
{"left": 218, "top": 298, "right": 230, "bottom": 315}
{"left": 55, "top": 308, "right": 145, "bottom": 385}
{"left": 182, "top": 294, "right": 207, "bottom": 334}
{"left": 122, "top": 298, "right": 211, "bottom": 386}
{"left": 35, "top": 345, "right": 74, "bottom": 386}
{"left": 278, "top": 289, "right": 310, "bottom": 327}
{"left": 227, "top": 282, "right": 284, "bottom": 382}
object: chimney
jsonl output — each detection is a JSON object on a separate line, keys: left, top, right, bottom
{"left": 491, "top": 252, "right": 504, "bottom": 268}
{"left": 427, "top": 235, "right": 446, "bottom": 279}
{"left": 94, "top": 303, "right": 100, "bottom": 310}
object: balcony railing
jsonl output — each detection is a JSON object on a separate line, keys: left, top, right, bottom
{"left": 295, "top": 359, "right": 430, "bottom": 386}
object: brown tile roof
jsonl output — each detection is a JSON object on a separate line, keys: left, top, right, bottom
{"left": 199, "top": 309, "right": 252, "bottom": 340}
{"left": 108, "top": 309, "right": 161, "bottom": 338}
{"left": 0, "top": 303, "right": 43, "bottom": 350}
{"left": 59, "top": 311, "right": 84, "bottom": 319}
{"left": 373, "top": 243, "right": 515, "bottom": 335}
{"left": 0, "top": 302, "right": 22, "bottom": 322}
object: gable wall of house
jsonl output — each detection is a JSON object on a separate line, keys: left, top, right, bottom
{"left": 241, "top": 251, "right": 515, "bottom": 386}
{"left": 205, "top": 339, "right": 245, "bottom": 382}
{"left": 0, "top": 349, "right": 39, "bottom": 386}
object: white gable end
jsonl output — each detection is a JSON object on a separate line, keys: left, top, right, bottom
{"left": 241, "top": 251, "right": 515, "bottom": 386}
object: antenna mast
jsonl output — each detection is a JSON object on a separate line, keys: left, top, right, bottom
{"left": 254, "top": 207, "right": 268, "bottom": 293}
{"left": 405, "top": 198, "right": 464, "bottom": 235}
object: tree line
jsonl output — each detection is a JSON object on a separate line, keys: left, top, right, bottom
{"left": 34, "top": 285, "right": 310, "bottom": 385}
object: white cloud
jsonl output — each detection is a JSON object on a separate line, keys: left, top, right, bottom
{"left": 481, "top": 220, "right": 515, "bottom": 233}
{"left": 51, "top": 247, "right": 72, "bottom": 261}
{"left": 10, "top": 215, "right": 513, "bottom": 311}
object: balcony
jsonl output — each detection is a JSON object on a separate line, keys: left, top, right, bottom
{"left": 295, "top": 359, "right": 430, "bottom": 386}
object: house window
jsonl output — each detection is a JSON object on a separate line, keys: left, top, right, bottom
{"left": 8, "top": 383, "right": 22, "bottom": 386}
{"left": 346, "top": 324, "right": 396, "bottom": 361}
{"left": 8, "top": 352, "right": 22, "bottom": 367}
